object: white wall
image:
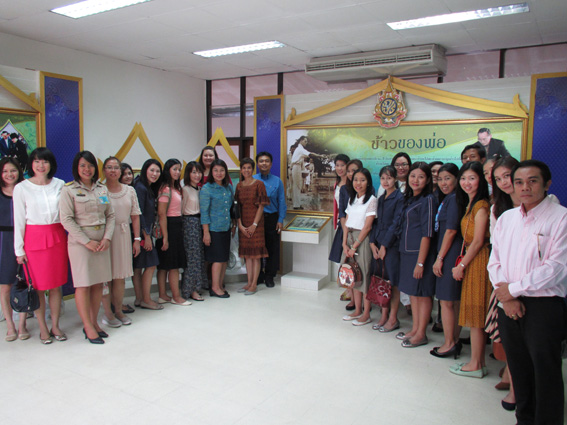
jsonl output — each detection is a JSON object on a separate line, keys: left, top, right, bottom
{"left": 284, "top": 77, "right": 532, "bottom": 125}
{"left": 0, "top": 33, "right": 206, "bottom": 167}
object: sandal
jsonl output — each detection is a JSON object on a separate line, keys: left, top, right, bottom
{"left": 140, "top": 302, "right": 164, "bottom": 310}
{"left": 190, "top": 295, "right": 205, "bottom": 301}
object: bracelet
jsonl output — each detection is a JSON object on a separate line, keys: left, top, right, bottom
{"left": 253, "top": 223, "right": 258, "bottom": 227}
{"left": 437, "top": 255, "right": 444, "bottom": 260}
{"left": 134, "top": 237, "right": 142, "bottom": 241}
{"left": 355, "top": 237, "right": 361, "bottom": 244}
{"left": 460, "top": 263, "right": 466, "bottom": 268}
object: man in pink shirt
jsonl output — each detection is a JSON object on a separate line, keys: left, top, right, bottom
{"left": 488, "top": 159, "right": 567, "bottom": 425}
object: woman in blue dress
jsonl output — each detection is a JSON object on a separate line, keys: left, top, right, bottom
{"left": 369, "top": 166, "right": 404, "bottom": 333}
{"left": 395, "top": 162, "right": 438, "bottom": 348}
{"left": 431, "top": 163, "right": 463, "bottom": 358}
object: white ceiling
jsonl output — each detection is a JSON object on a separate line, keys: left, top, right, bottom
{"left": 0, "top": 0, "right": 565, "bottom": 80}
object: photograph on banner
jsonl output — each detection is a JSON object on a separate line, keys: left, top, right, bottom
{"left": 285, "top": 120, "right": 523, "bottom": 213}
{"left": 0, "top": 109, "right": 38, "bottom": 174}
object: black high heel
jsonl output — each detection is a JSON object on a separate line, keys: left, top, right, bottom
{"left": 430, "top": 342, "right": 462, "bottom": 359}
{"left": 83, "top": 328, "right": 104, "bottom": 344}
{"left": 98, "top": 330, "right": 109, "bottom": 338}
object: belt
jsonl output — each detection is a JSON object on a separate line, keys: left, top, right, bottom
{"left": 0, "top": 226, "right": 13, "bottom": 232}
{"left": 264, "top": 212, "right": 278, "bottom": 216}
{"left": 184, "top": 214, "right": 201, "bottom": 218}
{"left": 81, "top": 224, "right": 105, "bottom": 231}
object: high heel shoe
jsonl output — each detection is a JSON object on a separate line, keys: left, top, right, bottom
{"left": 83, "top": 328, "right": 104, "bottom": 344}
{"left": 501, "top": 400, "right": 516, "bottom": 411}
{"left": 430, "top": 342, "right": 463, "bottom": 359}
{"left": 98, "top": 330, "right": 109, "bottom": 338}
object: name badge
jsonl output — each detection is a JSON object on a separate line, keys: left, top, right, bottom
{"left": 98, "top": 195, "right": 110, "bottom": 204}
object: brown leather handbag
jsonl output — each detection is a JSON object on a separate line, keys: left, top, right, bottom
{"left": 338, "top": 257, "right": 362, "bottom": 289}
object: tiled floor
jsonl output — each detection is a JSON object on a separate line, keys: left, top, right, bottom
{"left": 2, "top": 280, "right": 564, "bottom": 425}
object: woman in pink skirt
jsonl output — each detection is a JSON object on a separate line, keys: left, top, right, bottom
{"left": 13, "top": 148, "right": 69, "bottom": 344}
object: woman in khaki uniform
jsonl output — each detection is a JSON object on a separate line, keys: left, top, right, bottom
{"left": 60, "top": 151, "right": 115, "bottom": 344}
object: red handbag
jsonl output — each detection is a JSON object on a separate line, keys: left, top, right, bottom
{"left": 366, "top": 261, "right": 391, "bottom": 307}
{"left": 338, "top": 257, "right": 362, "bottom": 289}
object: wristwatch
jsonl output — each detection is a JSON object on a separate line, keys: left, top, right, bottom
{"left": 134, "top": 237, "right": 142, "bottom": 241}
{"left": 417, "top": 263, "right": 424, "bottom": 267}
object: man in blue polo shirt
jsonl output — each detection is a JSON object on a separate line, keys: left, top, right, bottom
{"left": 254, "top": 151, "right": 286, "bottom": 287}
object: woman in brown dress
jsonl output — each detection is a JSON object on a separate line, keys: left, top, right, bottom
{"left": 450, "top": 161, "right": 491, "bottom": 378}
{"left": 235, "top": 158, "right": 269, "bottom": 295}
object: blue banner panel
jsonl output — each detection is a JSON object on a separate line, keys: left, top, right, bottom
{"left": 255, "top": 97, "right": 282, "bottom": 177}
{"left": 44, "top": 76, "right": 81, "bottom": 184}
{"left": 44, "top": 76, "right": 81, "bottom": 295}
{"left": 532, "top": 76, "right": 567, "bottom": 206}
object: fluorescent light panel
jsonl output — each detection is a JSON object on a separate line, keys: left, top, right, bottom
{"left": 194, "top": 41, "right": 285, "bottom": 58}
{"left": 387, "top": 2, "right": 529, "bottom": 30}
{"left": 51, "top": 0, "right": 152, "bottom": 19}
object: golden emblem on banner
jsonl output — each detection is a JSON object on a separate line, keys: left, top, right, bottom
{"left": 373, "top": 77, "right": 407, "bottom": 128}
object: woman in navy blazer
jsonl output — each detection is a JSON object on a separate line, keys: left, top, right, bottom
{"left": 395, "top": 162, "right": 438, "bottom": 348}
{"left": 369, "top": 166, "right": 404, "bottom": 333}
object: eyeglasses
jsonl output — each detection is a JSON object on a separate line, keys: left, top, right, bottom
{"left": 394, "top": 163, "right": 409, "bottom": 168}
{"left": 104, "top": 166, "right": 120, "bottom": 170}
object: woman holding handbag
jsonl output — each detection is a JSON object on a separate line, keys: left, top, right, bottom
{"left": 395, "top": 162, "right": 438, "bottom": 348}
{"left": 200, "top": 159, "right": 234, "bottom": 298}
{"left": 341, "top": 168, "right": 377, "bottom": 325}
{"left": 336, "top": 159, "right": 363, "bottom": 310}
{"left": 369, "top": 165, "right": 404, "bottom": 332}
{"left": 155, "top": 158, "right": 190, "bottom": 306}
{"left": 0, "top": 157, "right": 27, "bottom": 342}
{"left": 431, "top": 163, "right": 463, "bottom": 358}
{"left": 450, "top": 161, "right": 491, "bottom": 378}
{"left": 132, "top": 159, "right": 162, "bottom": 310}
{"left": 13, "top": 148, "right": 69, "bottom": 344}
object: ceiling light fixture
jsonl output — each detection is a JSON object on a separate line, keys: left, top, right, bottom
{"left": 387, "top": 2, "right": 529, "bottom": 30}
{"left": 194, "top": 41, "right": 285, "bottom": 58}
{"left": 51, "top": 0, "right": 152, "bottom": 19}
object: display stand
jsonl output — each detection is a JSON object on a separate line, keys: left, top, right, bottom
{"left": 281, "top": 218, "right": 332, "bottom": 291}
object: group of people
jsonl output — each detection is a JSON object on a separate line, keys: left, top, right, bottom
{"left": 1, "top": 133, "right": 564, "bottom": 424}
{"left": 329, "top": 139, "right": 566, "bottom": 425}
{"left": 0, "top": 146, "right": 286, "bottom": 345}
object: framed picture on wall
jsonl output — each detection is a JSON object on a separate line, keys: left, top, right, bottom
{"left": 0, "top": 108, "right": 40, "bottom": 174}
{"left": 284, "top": 215, "right": 331, "bottom": 233}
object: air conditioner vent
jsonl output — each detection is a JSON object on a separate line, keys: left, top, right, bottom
{"left": 305, "top": 44, "right": 446, "bottom": 82}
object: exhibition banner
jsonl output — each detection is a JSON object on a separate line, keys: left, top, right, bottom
{"left": 285, "top": 119, "right": 523, "bottom": 214}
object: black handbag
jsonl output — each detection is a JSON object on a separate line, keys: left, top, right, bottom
{"left": 229, "top": 186, "right": 240, "bottom": 220}
{"left": 10, "top": 262, "right": 40, "bottom": 313}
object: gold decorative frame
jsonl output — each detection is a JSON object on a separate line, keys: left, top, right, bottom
{"left": 284, "top": 214, "right": 331, "bottom": 233}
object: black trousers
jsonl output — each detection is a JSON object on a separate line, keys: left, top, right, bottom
{"left": 498, "top": 297, "right": 566, "bottom": 425}
{"left": 261, "top": 212, "right": 280, "bottom": 278}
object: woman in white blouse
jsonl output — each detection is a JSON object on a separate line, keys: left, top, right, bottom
{"left": 341, "top": 168, "right": 377, "bottom": 326}
{"left": 13, "top": 148, "right": 69, "bottom": 344}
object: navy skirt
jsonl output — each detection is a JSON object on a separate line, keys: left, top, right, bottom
{"left": 204, "top": 231, "right": 231, "bottom": 263}
{"left": 398, "top": 250, "right": 436, "bottom": 297}
{"left": 370, "top": 243, "right": 400, "bottom": 287}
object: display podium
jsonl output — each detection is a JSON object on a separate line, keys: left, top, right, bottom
{"left": 281, "top": 215, "right": 332, "bottom": 291}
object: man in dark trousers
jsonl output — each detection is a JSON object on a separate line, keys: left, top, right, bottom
{"left": 488, "top": 159, "right": 567, "bottom": 425}
{"left": 254, "top": 152, "right": 286, "bottom": 287}
{"left": 474, "top": 127, "right": 510, "bottom": 159}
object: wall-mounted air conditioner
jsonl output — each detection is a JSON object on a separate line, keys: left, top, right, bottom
{"left": 305, "top": 44, "right": 447, "bottom": 82}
